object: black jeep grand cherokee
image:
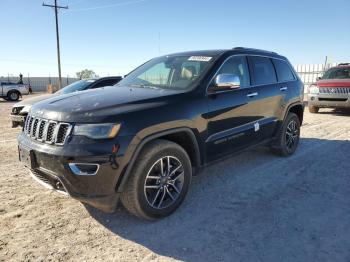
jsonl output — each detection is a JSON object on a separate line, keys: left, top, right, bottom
{"left": 18, "top": 48, "right": 304, "bottom": 220}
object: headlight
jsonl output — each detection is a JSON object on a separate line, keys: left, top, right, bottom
{"left": 309, "top": 85, "right": 319, "bottom": 94}
{"left": 22, "top": 105, "right": 32, "bottom": 113}
{"left": 73, "top": 123, "right": 121, "bottom": 139}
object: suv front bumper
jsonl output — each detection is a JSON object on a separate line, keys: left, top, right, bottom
{"left": 307, "top": 93, "right": 350, "bottom": 108}
{"left": 17, "top": 132, "right": 133, "bottom": 213}
{"left": 10, "top": 114, "right": 26, "bottom": 127}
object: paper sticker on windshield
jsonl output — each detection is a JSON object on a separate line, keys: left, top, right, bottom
{"left": 188, "top": 56, "right": 212, "bottom": 62}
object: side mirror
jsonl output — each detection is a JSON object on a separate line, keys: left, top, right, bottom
{"left": 214, "top": 74, "right": 240, "bottom": 90}
{"left": 316, "top": 76, "right": 322, "bottom": 81}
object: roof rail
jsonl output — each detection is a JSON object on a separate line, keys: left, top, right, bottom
{"left": 338, "top": 63, "right": 350, "bottom": 66}
{"left": 232, "top": 47, "right": 277, "bottom": 55}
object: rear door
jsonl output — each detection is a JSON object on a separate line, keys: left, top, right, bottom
{"left": 246, "top": 56, "right": 281, "bottom": 142}
{"left": 272, "top": 58, "right": 298, "bottom": 114}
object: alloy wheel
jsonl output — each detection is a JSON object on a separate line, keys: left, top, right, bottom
{"left": 10, "top": 92, "right": 19, "bottom": 100}
{"left": 144, "top": 156, "right": 184, "bottom": 209}
{"left": 285, "top": 120, "right": 299, "bottom": 150}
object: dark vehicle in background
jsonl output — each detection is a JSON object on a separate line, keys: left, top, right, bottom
{"left": 17, "top": 48, "right": 304, "bottom": 220}
{"left": 10, "top": 76, "right": 122, "bottom": 127}
{"left": 308, "top": 63, "right": 350, "bottom": 113}
{"left": 1, "top": 81, "right": 30, "bottom": 101}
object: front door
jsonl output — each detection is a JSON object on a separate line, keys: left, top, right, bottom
{"left": 205, "top": 55, "right": 261, "bottom": 162}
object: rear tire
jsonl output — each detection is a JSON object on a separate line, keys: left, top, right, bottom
{"left": 121, "top": 139, "right": 192, "bottom": 220}
{"left": 271, "top": 113, "right": 301, "bottom": 157}
{"left": 7, "top": 91, "right": 20, "bottom": 101}
{"left": 308, "top": 105, "right": 319, "bottom": 113}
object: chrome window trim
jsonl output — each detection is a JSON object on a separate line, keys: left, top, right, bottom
{"left": 206, "top": 53, "right": 297, "bottom": 95}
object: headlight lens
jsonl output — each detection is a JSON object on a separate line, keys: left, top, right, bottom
{"left": 309, "top": 85, "right": 319, "bottom": 94}
{"left": 22, "top": 105, "right": 32, "bottom": 113}
{"left": 73, "top": 123, "right": 121, "bottom": 139}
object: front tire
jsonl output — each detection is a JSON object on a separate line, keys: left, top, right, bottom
{"left": 271, "top": 113, "right": 301, "bottom": 157}
{"left": 7, "top": 91, "right": 20, "bottom": 101}
{"left": 121, "top": 139, "right": 192, "bottom": 220}
{"left": 308, "top": 105, "right": 319, "bottom": 113}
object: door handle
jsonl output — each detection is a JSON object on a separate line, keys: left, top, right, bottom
{"left": 247, "top": 92, "right": 258, "bottom": 98}
{"left": 280, "top": 87, "right": 288, "bottom": 91}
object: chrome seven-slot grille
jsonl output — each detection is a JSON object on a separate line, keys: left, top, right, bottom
{"left": 319, "top": 87, "right": 350, "bottom": 94}
{"left": 24, "top": 115, "right": 72, "bottom": 145}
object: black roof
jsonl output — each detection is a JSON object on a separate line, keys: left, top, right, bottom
{"left": 166, "top": 49, "right": 227, "bottom": 57}
{"left": 165, "top": 47, "right": 285, "bottom": 60}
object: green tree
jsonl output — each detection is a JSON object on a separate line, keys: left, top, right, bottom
{"left": 76, "top": 69, "right": 98, "bottom": 79}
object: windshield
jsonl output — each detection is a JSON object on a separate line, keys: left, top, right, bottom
{"left": 322, "top": 67, "right": 350, "bottom": 80}
{"left": 117, "top": 55, "right": 215, "bottom": 90}
{"left": 56, "top": 79, "right": 96, "bottom": 94}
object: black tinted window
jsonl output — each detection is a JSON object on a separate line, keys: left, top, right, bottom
{"left": 322, "top": 67, "right": 350, "bottom": 79}
{"left": 216, "top": 56, "right": 250, "bottom": 87}
{"left": 93, "top": 79, "right": 119, "bottom": 89}
{"left": 273, "top": 59, "right": 295, "bottom": 82}
{"left": 249, "top": 56, "right": 277, "bottom": 85}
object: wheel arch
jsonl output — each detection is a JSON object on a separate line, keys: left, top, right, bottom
{"left": 116, "top": 127, "right": 201, "bottom": 193}
{"left": 285, "top": 102, "right": 304, "bottom": 125}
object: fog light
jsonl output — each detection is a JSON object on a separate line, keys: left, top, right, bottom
{"left": 69, "top": 163, "right": 99, "bottom": 176}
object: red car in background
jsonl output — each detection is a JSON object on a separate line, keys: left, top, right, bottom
{"left": 307, "top": 63, "right": 350, "bottom": 113}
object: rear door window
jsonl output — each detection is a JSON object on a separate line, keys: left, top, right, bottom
{"left": 273, "top": 59, "right": 295, "bottom": 82}
{"left": 249, "top": 56, "right": 277, "bottom": 85}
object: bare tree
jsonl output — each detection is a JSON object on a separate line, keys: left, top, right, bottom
{"left": 76, "top": 69, "right": 98, "bottom": 79}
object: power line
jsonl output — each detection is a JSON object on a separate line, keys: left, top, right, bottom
{"left": 68, "top": 0, "right": 147, "bottom": 12}
{"left": 42, "top": 0, "right": 68, "bottom": 89}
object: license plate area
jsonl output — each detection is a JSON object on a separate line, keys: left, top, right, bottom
{"left": 18, "top": 145, "right": 37, "bottom": 169}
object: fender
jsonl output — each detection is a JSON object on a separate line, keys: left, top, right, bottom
{"left": 116, "top": 127, "right": 201, "bottom": 192}
{"left": 283, "top": 101, "right": 305, "bottom": 123}
{"left": 271, "top": 101, "right": 304, "bottom": 140}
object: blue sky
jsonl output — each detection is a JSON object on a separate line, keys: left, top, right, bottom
{"left": 0, "top": 0, "right": 349, "bottom": 77}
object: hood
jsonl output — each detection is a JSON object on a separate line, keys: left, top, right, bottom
{"left": 317, "top": 79, "right": 350, "bottom": 87}
{"left": 14, "top": 93, "right": 55, "bottom": 108}
{"left": 30, "top": 85, "right": 183, "bottom": 122}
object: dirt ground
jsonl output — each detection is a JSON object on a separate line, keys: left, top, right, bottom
{"left": 0, "top": 94, "right": 350, "bottom": 262}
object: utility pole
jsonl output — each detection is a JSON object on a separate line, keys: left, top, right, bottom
{"left": 43, "top": 1, "right": 68, "bottom": 89}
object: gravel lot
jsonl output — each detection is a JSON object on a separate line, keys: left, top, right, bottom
{"left": 1, "top": 94, "right": 350, "bottom": 262}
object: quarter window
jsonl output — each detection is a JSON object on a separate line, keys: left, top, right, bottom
{"left": 249, "top": 56, "right": 277, "bottom": 85}
{"left": 273, "top": 59, "right": 295, "bottom": 82}
{"left": 216, "top": 56, "right": 250, "bottom": 87}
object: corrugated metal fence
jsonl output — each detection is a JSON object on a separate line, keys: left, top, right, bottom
{"left": 0, "top": 76, "right": 78, "bottom": 92}
{"left": 294, "top": 63, "right": 337, "bottom": 90}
